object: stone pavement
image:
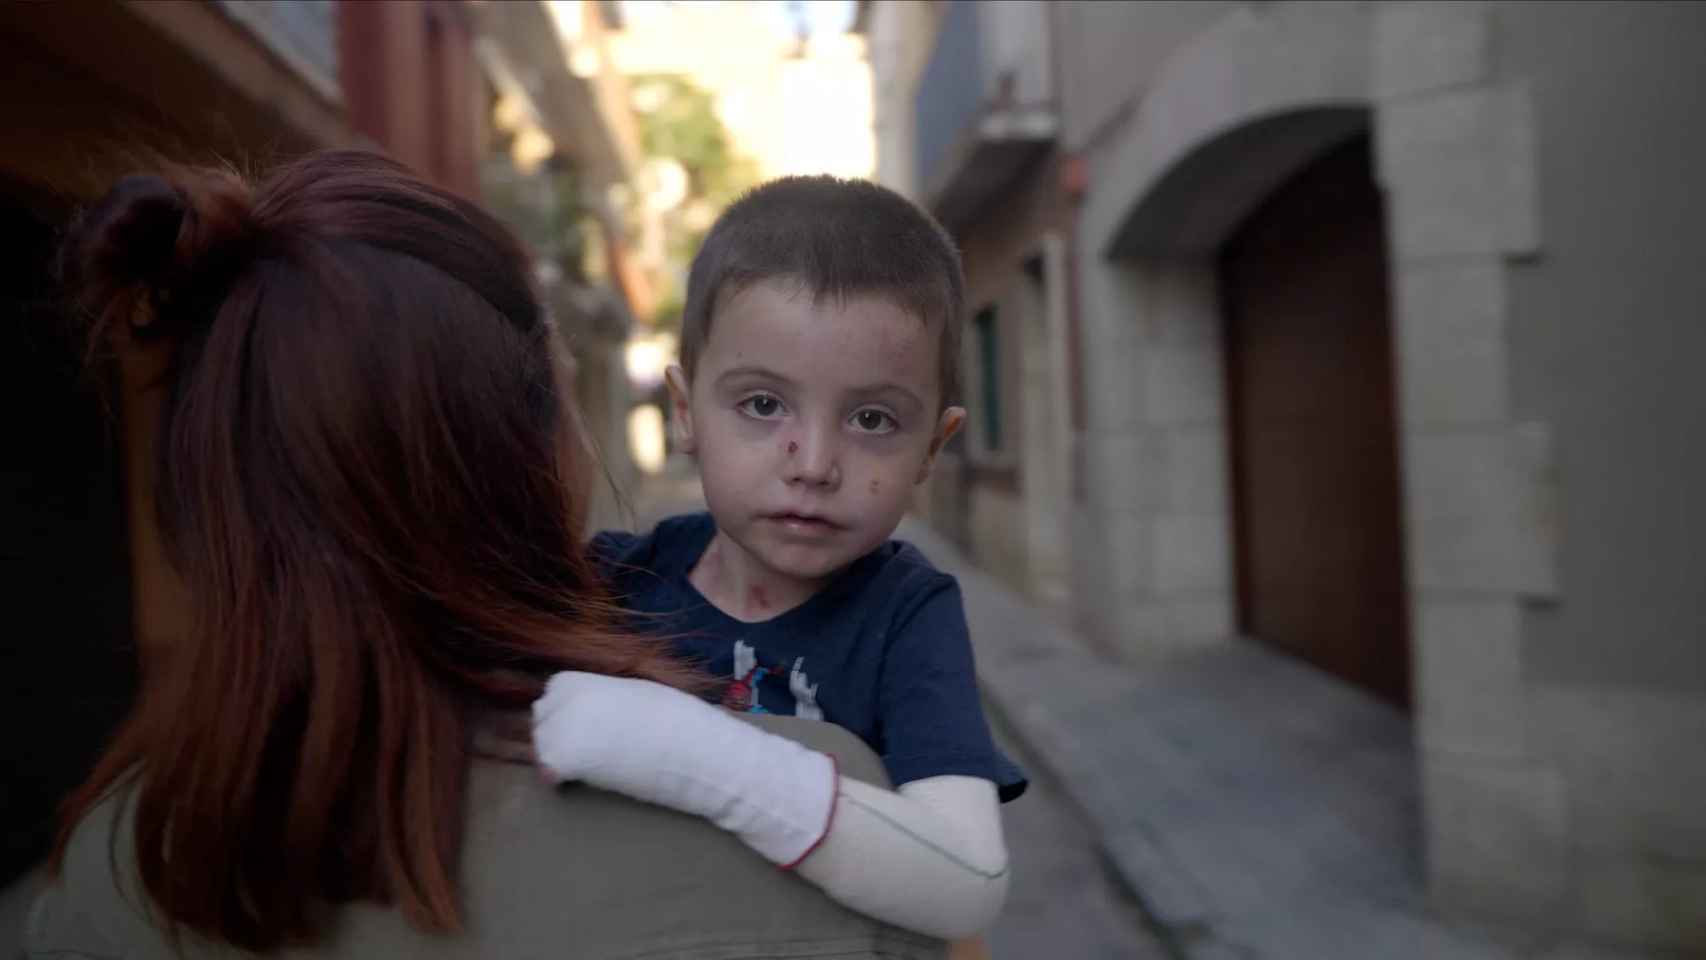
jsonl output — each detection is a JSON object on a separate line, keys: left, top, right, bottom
{"left": 985, "top": 704, "right": 1168, "bottom": 959}
{"left": 897, "top": 518, "right": 1456, "bottom": 959}
{"left": 616, "top": 470, "right": 1681, "bottom": 959}
{"left": 894, "top": 518, "right": 1676, "bottom": 960}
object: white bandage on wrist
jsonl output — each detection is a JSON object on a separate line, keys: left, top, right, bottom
{"left": 531, "top": 671, "right": 837, "bottom": 867}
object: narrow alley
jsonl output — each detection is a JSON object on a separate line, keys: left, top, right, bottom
{"left": 634, "top": 464, "right": 1679, "bottom": 960}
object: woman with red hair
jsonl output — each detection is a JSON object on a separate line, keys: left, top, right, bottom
{"left": 24, "top": 151, "right": 940, "bottom": 959}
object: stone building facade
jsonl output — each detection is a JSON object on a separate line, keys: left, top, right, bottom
{"left": 866, "top": 0, "right": 1706, "bottom": 950}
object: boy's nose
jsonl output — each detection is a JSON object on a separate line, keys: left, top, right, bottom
{"left": 784, "top": 428, "right": 841, "bottom": 489}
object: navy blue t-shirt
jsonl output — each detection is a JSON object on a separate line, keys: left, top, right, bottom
{"left": 592, "top": 512, "right": 1027, "bottom": 802}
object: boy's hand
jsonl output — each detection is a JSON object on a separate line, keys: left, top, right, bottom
{"left": 531, "top": 671, "right": 711, "bottom": 783}
{"left": 531, "top": 671, "right": 838, "bottom": 867}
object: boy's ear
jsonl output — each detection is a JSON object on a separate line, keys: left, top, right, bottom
{"left": 664, "top": 364, "right": 697, "bottom": 455}
{"left": 916, "top": 406, "right": 966, "bottom": 484}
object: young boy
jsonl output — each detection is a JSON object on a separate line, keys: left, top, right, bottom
{"left": 533, "top": 177, "right": 1024, "bottom": 944}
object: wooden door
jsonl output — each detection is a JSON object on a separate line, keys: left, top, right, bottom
{"left": 1220, "top": 135, "right": 1411, "bottom": 708}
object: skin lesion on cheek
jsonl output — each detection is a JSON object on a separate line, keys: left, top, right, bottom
{"left": 869, "top": 478, "right": 881, "bottom": 495}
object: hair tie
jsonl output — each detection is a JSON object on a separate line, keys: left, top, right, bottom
{"left": 68, "top": 168, "right": 260, "bottom": 340}
{"left": 148, "top": 171, "right": 261, "bottom": 335}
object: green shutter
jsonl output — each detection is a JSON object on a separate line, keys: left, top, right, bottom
{"left": 975, "top": 307, "right": 1002, "bottom": 452}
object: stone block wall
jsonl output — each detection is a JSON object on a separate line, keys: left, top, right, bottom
{"left": 1062, "top": 0, "right": 1706, "bottom": 949}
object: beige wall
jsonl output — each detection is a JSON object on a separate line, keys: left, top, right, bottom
{"left": 866, "top": 0, "right": 940, "bottom": 196}
{"left": 1490, "top": 0, "right": 1706, "bottom": 944}
{"left": 935, "top": 142, "right": 1073, "bottom": 606}
{"left": 977, "top": 0, "right": 1053, "bottom": 107}
{"left": 963, "top": 486, "right": 1027, "bottom": 592}
{"left": 1058, "top": 0, "right": 1706, "bottom": 948}
{"left": 1054, "top": 0, "right": 1236, "bottom": 151}
{"left": 883, "top": 0, "right": 1706, "bottom": 947}
{"left": 1495, "top": 0, "right": 1706, "bottom": 693}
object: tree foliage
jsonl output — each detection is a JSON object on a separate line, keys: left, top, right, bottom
{"left": 632, "top": 75, "right": 759, "bottom": 209}
{"left": 629, "top": 74, "right": 761, "bottom": 330}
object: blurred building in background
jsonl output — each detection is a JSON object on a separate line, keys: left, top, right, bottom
{"left": 868, "top": 0, "right": 1706, "bottom": 951}
{"left": 0, "top": 0, "right": 645, "bottom": 931}
{"left": 601, "top": 0, "right": 876, "bottom": 470}
{"left": 473, "top": 0, "right": 649, "bottom": 527}
{"left": 865, "top": 0, "right": 1070, "bottom": 609}
{"left": 609, "top": 0, "right": 874, "bottom": 184}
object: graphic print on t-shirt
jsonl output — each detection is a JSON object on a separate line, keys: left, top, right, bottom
{"left": 721, "top": 640, "right": 823, "bottom": 719}
{"left": 591, "top": 515, "right": 1028, "bottom": 799}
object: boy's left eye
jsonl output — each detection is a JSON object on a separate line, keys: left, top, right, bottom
{"left": 850, "top": 409, "right": 897, "bottom": 434}
{"left": 738, "top": 393, "right": 786, "bottom": 419}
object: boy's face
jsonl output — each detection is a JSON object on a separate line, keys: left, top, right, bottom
{"left": 668, "top": 279, "right": 964, "bottom": 585}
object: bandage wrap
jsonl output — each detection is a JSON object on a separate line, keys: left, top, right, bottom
{"left": 532, "top": 671, "right": 837, "bottom": 867}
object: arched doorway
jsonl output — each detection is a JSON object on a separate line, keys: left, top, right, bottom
{"left": 1219, "top": 134, "right": 1411, "bottom": 707}
{"left": 1072, "top": 1, "right": 1572, "bottom": 939}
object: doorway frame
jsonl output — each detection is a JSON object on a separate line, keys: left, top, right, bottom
{"left": 1067, "top": 0, "right": 1560, "bottom": 925}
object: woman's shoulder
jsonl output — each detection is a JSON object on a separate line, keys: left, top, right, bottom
{"left": 28, "top": 754, "right": 941, "bottom": 960}
{"left": 24, "top": 782, "right": 169, "bottom": 959}
{"left": 454, "top": 741, "right": 938, "bottom": 958}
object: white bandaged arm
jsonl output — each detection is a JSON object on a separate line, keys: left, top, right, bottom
{"left": 532, "top": 672, "right": 1009, "bottom": 940}
{"left": 799, "top": 774, "right": 1007, "bottom": 939}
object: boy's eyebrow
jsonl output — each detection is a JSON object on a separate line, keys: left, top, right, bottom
{"left": 714, "top": 366, "right": 927, "bottom": 410}
{"left": 715, "top": 364, "right": 798, "bottom": 387}
{"left": 848, "top": 381, "right": 926, "bottom": 411}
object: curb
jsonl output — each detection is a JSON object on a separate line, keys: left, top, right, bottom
{"left": 975, "top": 660, "right": 1207, "bottom": 960}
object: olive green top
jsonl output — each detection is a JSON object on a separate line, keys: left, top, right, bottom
{"left": 23, "top": 715, "right": 942, "bottom": 960}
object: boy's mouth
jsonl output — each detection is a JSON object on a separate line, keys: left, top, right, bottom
{"left": 762, "top": 511, "right": 844, "bottom": 534}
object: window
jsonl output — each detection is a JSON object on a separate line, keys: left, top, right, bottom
{"left": 974, "top": 305, "right": 1002, "bottom": 453}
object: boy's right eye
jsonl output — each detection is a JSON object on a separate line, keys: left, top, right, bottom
{"left": 737, "top": 393, "right": 786, "bottom": 419}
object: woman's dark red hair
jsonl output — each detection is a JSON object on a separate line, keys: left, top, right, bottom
{"left": 55, "top": 150, "right": 701, "bottom": 950}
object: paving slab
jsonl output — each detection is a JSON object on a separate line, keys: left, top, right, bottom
{"left": 892, "top": 518, "right": 1586, "bottom": 960}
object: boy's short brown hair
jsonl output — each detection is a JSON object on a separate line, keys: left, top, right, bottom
{"left": 679, "top": 175, "right": 965, "bottom": 408}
